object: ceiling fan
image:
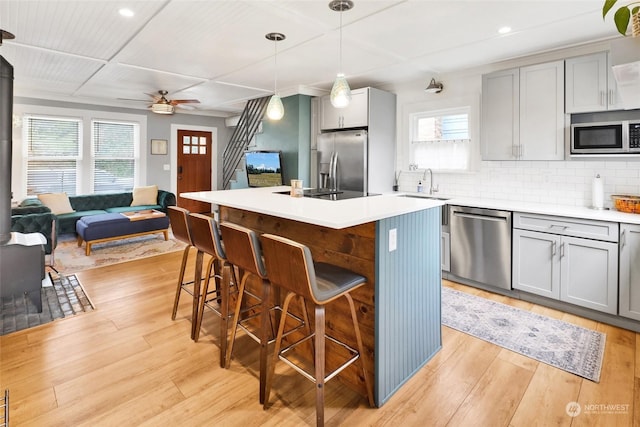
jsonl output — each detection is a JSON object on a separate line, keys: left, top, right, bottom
{"left": 120, "top": 90, "right": 200, "bottom": 115}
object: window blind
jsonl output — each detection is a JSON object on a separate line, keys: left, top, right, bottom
{"left": 25, "top": 116, "right": 81, "bottom": 195}
{"left": 92, "top": 120, "right": 136, "bottom": 193}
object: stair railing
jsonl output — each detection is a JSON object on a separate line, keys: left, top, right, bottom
{"left": 222, "top": 96, "right": 270, "bottom": 189}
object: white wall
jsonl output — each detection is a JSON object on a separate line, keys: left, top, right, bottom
{"left": 385, "top": 38, "right": 640, "bottom": 209}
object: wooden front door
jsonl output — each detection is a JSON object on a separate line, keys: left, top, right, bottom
{"left": 177, "top": 129, "right": 212, "bottom": 213}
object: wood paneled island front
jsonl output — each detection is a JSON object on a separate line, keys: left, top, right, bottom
{"left": 182, "top": 187, "right": 443, "bottom": 406}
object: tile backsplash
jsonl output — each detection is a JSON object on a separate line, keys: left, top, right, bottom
{"left": 397, "top": 160, "right": 640, "bottom": 208}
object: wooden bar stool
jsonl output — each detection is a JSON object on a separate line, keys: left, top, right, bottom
{"left": 168, "top": 206, "right": 196, "bottom": 321}
{"left": 259, "top": 233, "right": 375, "bottom": 427}
{"left": 219, "top": 221, "right": 273, "bottom": 402}
{"left": 189, "top": 213, "right": 237, "bottom": 367}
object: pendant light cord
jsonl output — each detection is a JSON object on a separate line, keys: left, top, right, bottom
{"left": 273, "top": 38, "right": 278, "bottom": 94}
{"left": 339, "top": 8, "right": 343, "bottom": 74}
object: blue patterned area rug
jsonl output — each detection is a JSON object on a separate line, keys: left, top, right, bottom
{"left": 441, "top": 287, "right": 605, "bottom": 382}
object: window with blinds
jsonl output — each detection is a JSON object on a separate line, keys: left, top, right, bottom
{"left": 25, "top": 116, "right": 81, "bottom": 195}
{"left": 410, "top": 107, "right": 471, "bottom": 171}
{"left": 92, "top": 120, "right": 137, "bottom": 193}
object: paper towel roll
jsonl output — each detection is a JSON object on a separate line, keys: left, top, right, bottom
{"left": 592, "top": 174, "right": 604, "bottom": 209}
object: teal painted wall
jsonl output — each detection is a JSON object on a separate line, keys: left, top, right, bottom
{"left": 255, "top": 94, "right": 312, "bottom": 186}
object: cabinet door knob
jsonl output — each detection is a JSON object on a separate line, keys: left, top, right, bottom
{"left": 560, "top": 242, "right": 565, "bottom": 258}
{"left": 552, "top": 240, "right": 557, "bottom": 257}
{"left": 621, "top": 230, "right": 626, "bottom": 249}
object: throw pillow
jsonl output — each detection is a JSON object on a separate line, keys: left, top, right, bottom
{"left": 131, "top": 185, "right": 158, "bottom": 206}
{"left": 37, "top": 192, "right": 75, "bottom": 215}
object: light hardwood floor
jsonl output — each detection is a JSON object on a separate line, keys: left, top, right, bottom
{"left": 1, "top": 249, "right": 638, "bottom": 426}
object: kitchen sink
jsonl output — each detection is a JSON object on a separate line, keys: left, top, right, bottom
{"left": 399, "top": 194, "right": 449, "bottom": 201}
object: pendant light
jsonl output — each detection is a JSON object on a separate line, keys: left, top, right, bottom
{"left": 329, "top": 0, "right": 354, "bottom": 108}
{"left": 265, "top": 32, "right": 285, "bottom": 121}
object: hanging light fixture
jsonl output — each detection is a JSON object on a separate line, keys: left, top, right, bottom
{"left": 329, "top": 0, "right": 354, "bottom": 108}
{"left": 424, "top": 78, "right": 444, "bottom": 94}
{"left": 265, "top": 32, "right": 285, "bottom": 121}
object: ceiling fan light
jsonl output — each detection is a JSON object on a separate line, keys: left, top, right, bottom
{"left": 151, "top": 103, "right": 174, "bottom": 114}
{"left": 266, "top": 95, "right": 285, "bottom": 120}
{"left": 330, "top": 73, "right": 352, "bottom": 108}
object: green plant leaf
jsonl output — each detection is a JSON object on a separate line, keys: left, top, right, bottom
{"left": 632, "top": 6, "right": 640, "bottom": 14}
{"left": 614, "top": 7, "right": 631, "bottom": 35}
{"left": 603, "top": 0, "right": 619, "bottom": 18}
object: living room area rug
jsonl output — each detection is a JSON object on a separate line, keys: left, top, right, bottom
{"left": 0, "top": 272, "right": 94, "bottom": 335}
{"left": 441, "top": 287, "right": 606, "bottom": 382}
{"left": 53, "top": 231, "right": 185, "bottom": 273}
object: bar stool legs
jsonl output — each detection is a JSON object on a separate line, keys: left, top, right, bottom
{"left": 263, "top": 291, "right": 373, "bottom": 426}
{"left": 195, "top": 255, "right": 236, "bottom": 368}
{"left": 171, "top": 243, "right": 193, "bottom": 320}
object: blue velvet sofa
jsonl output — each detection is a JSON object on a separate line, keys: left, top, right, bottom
{"left": 11, "top": 190, "right": 176, "bottom": 255}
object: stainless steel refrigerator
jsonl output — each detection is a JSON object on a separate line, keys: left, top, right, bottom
{"left": 316, "top": 129, "right": 368, "bottom": 192}
{"left": 314, "top": 127, "right": 395, "bottom": 194}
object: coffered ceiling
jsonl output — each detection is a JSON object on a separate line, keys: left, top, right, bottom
{"left": 0, "top": 0, "right": 620, "bottom": 116}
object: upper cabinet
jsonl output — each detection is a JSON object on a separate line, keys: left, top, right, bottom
{"left": 565, "top": 52, "right": 624, "bottom": 113}
{"left": 481, "top": 60, "right": 565, "bottom": 161}
{"left": 320, "top": 88, "right": 369, "bottom": 130}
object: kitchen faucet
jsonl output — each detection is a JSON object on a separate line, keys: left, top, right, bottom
{"left": 423, "top": 168, "right": 438, "bottom": 195}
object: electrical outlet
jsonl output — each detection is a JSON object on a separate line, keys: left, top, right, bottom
{"left": 389, "top": 228, "right": 397, "bottom": 252}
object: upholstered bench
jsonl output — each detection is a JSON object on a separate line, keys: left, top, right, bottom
{"left": 75, "top": 212, "right": 170, "bottom": 255}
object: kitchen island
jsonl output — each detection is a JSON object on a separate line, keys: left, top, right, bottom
{"left": 182, "top": 186, "right": 443, "bottom": 406}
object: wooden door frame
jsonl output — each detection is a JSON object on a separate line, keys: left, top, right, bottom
{"left": 170, "top": 124, "right": 218, "bottom": 211}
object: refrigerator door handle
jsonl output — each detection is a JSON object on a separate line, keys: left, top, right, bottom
{"left": 327, "top": 151, "right": 336, "bottom": 189}
{"left": 330, "top": 151, "right": 338, "bottom": 190}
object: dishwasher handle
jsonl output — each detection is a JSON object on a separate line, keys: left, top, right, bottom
{"left": 452, "top": 211, "right": 510, "bottom": 223}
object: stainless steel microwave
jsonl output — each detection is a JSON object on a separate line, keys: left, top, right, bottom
{"left": 571, "top": 120, "right": 640, "bottom": 154}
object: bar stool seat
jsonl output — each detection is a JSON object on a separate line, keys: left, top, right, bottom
{"left": 259, "top": 233, "right": 374, "bottom": 426}
{"left": 189, "top": 213, "right": 237, "bottom": 367}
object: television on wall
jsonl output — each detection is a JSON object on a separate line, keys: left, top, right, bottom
{"left": 245, "top": 150, "right": 284, "bottom": 187}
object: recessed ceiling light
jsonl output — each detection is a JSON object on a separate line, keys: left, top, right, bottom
{"left": 498, "top": 26, "right": 512, "bottom": 34}
{"left": 119, "top": 8, "right": 134, "bottom": 18}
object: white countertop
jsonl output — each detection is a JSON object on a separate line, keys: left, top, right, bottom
{"left": 181, "top": 186, "right": 444, "bottom": 229}
{"left": 399, "top": 191, "right": 640, "bottom": 225}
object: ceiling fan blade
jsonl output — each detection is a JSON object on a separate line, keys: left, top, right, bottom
{"left": 170, "top": 99, "right": 200, "bottom": 105}
{"left": 118, "top": 97, "right": 152, "bottom": 102}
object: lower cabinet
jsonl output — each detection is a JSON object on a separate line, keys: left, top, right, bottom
{"left": 619, "top": 224, "right": 640, "bottom": 321}
{"left": 512, "top": 229, "right": 560, "bottom": 299}
{"left": 560, "top": 235, "right": 618, "bottom": 314}
{"left": 513, "top": 213, "right": 618, "bottom": 314}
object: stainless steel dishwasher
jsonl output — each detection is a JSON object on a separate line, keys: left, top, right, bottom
{"left": 450, "top": 205, "right": 512, "bottom": 290}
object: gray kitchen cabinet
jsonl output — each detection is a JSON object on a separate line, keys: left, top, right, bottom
{"left": 565, "top": 52, "right": 624, "bottom": 113}
{"left": 481, "top": 60, "right": 564, "bottom": 161}
{"left": 513, "top": 212, "right": 618, "bottom": 314}
{"left": 320, "top": 87, "right": 369, "bottom": 130}
{"left": 619, "top": 224, "right": 640, "bottom": 321}
{"left": 481, "top": 68, "right": 518, "bottom": 160}
{"left": 560, "top": 235, "right": 618, "bottom": 314}
{"left": 513, "top": 228, "right": 560, "bottom": 299}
